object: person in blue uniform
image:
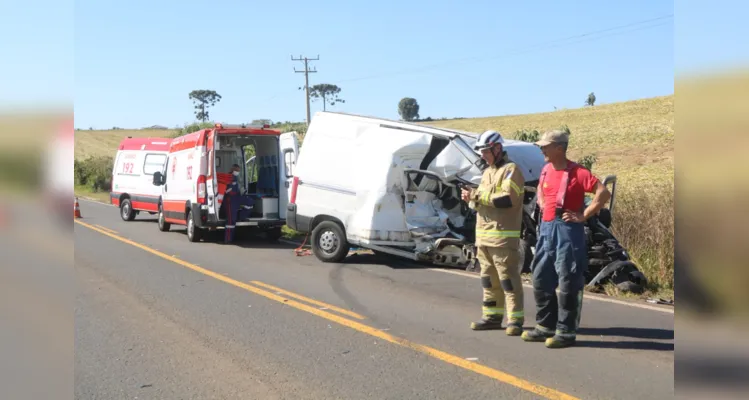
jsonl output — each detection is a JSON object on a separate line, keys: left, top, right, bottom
{"left": 224, "top": 163, "right": 254, "bottom": 243}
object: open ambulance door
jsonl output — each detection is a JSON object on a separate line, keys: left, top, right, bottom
{"left": 278, "top": 131, "right": 300, "bottom": 219}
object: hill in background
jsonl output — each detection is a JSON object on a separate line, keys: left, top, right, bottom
{"left": 423, "top": 95, "right": 674, "bottom": 190}
{"left": 75, "top": 95, "right": 674, "bottom": 192}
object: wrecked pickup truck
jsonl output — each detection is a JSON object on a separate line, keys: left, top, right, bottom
{"left": 285, "top": 111, "right": 648, "bottom": 293}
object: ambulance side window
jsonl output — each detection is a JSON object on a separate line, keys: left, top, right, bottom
{"left": 143, "top": 153, "right": 167, "bottom": 175}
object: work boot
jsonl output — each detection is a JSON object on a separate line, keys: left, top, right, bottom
{"left": 505, "top": 322, "right": 523, "bottom": 336}
{"left": 521, "top": 327, "right": 554, "bottom": 342}
{"left": 545, "top": 335, "right": 576, "bottom": 349}
{"left": 470, "top": 317, "right": 503, "bottom": 331}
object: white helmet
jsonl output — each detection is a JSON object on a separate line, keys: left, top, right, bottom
{"left": 474, "top": 130, "right": 504, "bottom": 151}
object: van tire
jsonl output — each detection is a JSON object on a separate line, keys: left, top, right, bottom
{"left": 120, "top": 198, "right": 136, "bottom": 221}
{"left": 311, "top": 221, "right": 350, "bottom": 263}
{"left": 186, "top": 210, "right": 202, "bottom": 242}
{"left": 157, "top": 204, "right": 170, "bottom": 232}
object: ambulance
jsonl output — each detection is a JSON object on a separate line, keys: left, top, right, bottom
{"left": 151, "top": 123, "right": 299, "bottom": 242}
{"left": 110, "top": 137, "right": 172, "bottom": 221}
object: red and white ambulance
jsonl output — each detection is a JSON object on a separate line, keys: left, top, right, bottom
{"left": 110, "top": 137, "right": 172, "bottom": 221}
{"left": 151, "top": 123, "right": 299, "bottom": 242}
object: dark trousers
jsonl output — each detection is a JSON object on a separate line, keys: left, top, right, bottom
{"left": 224, "top": 195, "right": 237, "bottom": 243}
{"left": 530, "top": 218, "right": 588, "bottom": 339}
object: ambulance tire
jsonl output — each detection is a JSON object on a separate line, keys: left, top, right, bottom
{"left": 186, "top": 210, "right": 202, "bottom": 243}
{"left": 157, "top": 204, "right": 170, "bottom": 232}
{"left": 120, "top": 198, "right": 136, "bottom": 221}
{"left": 311, "top": 221, "right": 350, "bottom": 263}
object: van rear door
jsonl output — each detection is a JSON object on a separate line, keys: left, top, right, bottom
{"left": 278, "top": 131, "right": 300, "bottom": 219}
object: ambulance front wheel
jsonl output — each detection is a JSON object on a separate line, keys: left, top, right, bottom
{"left": 311, "top": 221, "right": 350, "bottom": 263}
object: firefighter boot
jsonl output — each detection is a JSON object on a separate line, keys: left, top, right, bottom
{"left": 505, "top": 321, "right": 523, "bottom": 336}
{"left": 521, "top": 326, "right": 555, "bottom": 342}
{"left": 470, "top": 315, "right": 504, "bottom": 331}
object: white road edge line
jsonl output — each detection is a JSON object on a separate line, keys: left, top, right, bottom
{"left": 426, "top": 268, "right": 674, "bottom": 314}
{"left": 79, "top": 198, "right": 672, "bottom": 314}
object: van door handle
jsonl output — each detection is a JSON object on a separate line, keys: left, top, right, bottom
{"left": 164, "top": 184, "right": 168, "bottom": 192}
{"left": 285, "top": 181, "right": 290, "bottom": 188}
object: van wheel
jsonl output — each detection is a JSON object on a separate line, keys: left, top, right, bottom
{"left": 158, "top": 204, "right": 170, "bottom": 232}
{"left": 120, "top": 199, "right": 136, "bottom": 221}
{"left": 186, "top": 210, "right": 202, "bottom": 242}
{"left": 311, "top": 221, "right": 350, "bottom": 263}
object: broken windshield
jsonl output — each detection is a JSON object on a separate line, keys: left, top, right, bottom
{"left": 450, "top": 136, "right": 484, "bottom": 170}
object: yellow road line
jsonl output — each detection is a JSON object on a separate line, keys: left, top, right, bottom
{"left": 74, "top": 219, "right": 579, "bottom": 400}
{"left": 249, "top": 280, "right": 366, "bottom": 320}
{"left": 94, "top": 224, "right": 118, "bottom": 235}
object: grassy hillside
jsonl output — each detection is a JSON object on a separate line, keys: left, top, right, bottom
{"left": 75, "top": 128, "right": 177, "bottom": 160}
{"left": 423, "top": 95, "right": 674, "bottom": 190}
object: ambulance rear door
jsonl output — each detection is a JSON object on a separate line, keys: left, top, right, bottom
{"left": 278, "top": 131, "right": 300, "bottom": 220}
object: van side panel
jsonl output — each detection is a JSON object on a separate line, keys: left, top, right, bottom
{"left": 290, "top": 118, "right": 360, "bottom": 238}
{"left": 162, "top": 131, "right": 206, "bottom": 223}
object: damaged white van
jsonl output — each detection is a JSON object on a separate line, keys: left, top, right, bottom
{"left": 286, "top": 111, "right": 546, "bottom": 269}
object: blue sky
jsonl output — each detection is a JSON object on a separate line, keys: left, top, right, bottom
{"left": 2, "top": 1, "right": 747, "bottom": 129}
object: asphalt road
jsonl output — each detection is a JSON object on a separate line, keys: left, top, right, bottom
{"left": 73, "top": 198, "right": 674, "bottom": 400}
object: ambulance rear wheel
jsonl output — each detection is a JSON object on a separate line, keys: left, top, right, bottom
{"left": 120, "top": 198, "right": 136, "bottom": 221}
{"left": 311, "top": 221, "right": 350, "bottom": 263}
{"left": 186, "top": 210, "right": 202, "bottom": 242}
{"left": 157, "top": 204, "right": 170, "bottom": 232}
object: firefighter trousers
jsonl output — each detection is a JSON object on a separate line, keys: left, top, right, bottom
{"left": 477, "top": 245, "right": 524, "bottom": 325}
{"left": 530, "top": 218, "right": 588, "bottom": 339}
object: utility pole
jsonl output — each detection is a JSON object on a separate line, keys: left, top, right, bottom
{"left": 292, "top": 55, "right": 318, "bottom": 124}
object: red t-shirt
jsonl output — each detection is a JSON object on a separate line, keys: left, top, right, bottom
{"left": 539, "top": 162, "right": 600, "bottom": 222}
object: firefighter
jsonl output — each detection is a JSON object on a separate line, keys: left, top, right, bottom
{"left": 223, "top": 164, "right": 242, "bottom": 243}
{"left": 521, "top": 129, "right": 610, "bottom": 348}
{"left": 461, "top": 130, "right": 526, "bottom": 336}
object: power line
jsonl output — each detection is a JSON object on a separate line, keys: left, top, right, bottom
{"left": 337, "top": 14, "right": 673, "bottom": 83}
{"left": 292, "top": 55, "right": 319, "bottom": 124}
{"left": 265, "top": 14, "right": 672, "bottom": 105}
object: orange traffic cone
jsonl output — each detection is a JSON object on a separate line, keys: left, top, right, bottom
{"left": 74, "top": 198, "right": 82, "bottom": 218}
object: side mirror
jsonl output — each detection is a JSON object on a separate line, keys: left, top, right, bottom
{"left": 153, "top": 171, "right": 164, "bottom": 186}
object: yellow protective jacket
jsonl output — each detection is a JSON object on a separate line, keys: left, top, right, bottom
{"left": 468, "top": 155, "right": 526, "bottom": 248}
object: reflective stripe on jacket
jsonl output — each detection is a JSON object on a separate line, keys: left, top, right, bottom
{"left": 470, "top": 155, "right": 526, "bottom": 248}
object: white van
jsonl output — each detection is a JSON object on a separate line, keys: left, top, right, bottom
{"left": 286, "top": 111, "right": 546, "bottom": 268}
{"left": 111, "top": 137, "right": 172, "bottom": 221}
{"left": 151, "top": 123, "right": 299, "bottom": 242}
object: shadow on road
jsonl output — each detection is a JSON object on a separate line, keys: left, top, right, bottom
{"left": 575, "top": 326, "right": 674, "bottom": 351}
{"left": 578, "top": 326, "right": 674, "bottom": 340}
{"left": 340, "top": 253, "right": 430, "bottom": 270}
{"left": 575, "top": 340, "right": 674, "bottom": 351}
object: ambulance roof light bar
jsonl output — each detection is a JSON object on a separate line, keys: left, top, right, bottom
{"left": 215, "top": 123, "right": 270, "bottom": 129}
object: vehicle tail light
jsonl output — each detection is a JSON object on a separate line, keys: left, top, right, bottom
{"left": 290, "top": 176, "right": 299, "bottom": 204}
{"left": 197, "top": 175, "right": 207, "bottom": 204}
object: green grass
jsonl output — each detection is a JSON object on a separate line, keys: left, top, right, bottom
{"left": 422, "top": 95, "right": 674, "bottom": 190}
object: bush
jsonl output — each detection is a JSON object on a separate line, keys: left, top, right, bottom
{"left": 610, "top": 181, "right": 674, "bottom": 292}
{"left": 513, "top": 129, "right": 540, "bottom": 143}
{"left": 75, "top": 155, "right": 114, "bottom": 192}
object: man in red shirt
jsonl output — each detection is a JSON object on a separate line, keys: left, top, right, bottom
{"left": 520, "top": 129, "right": 611, "bottom": 348}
